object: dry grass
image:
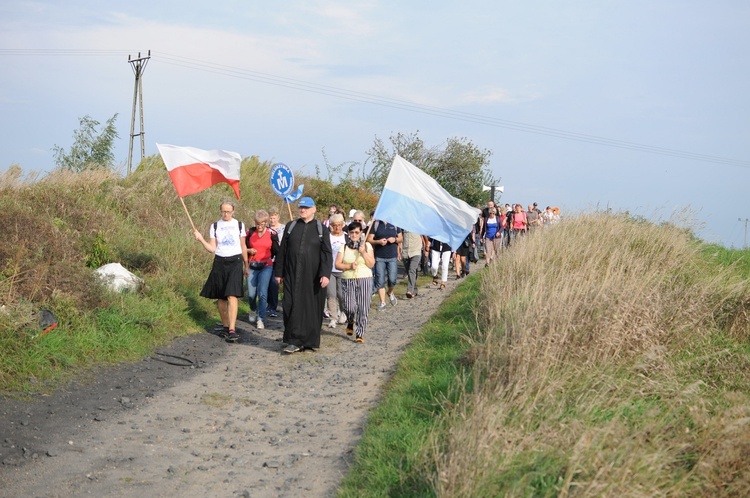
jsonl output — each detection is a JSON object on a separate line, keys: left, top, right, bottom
{"left": 428, "top": 213, "right": 750, "bottom": 497}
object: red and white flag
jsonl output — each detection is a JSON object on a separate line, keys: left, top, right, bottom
{"left": 157, "top": 143, "right": 241, "bottom": 199}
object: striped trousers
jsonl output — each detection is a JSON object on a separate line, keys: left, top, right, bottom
{"left": 341, "top": 276, "right": 373, "bottom": 339}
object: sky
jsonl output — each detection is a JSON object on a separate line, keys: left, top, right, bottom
{"left": 1, "top": 1, "right": 749, "bottom": 247}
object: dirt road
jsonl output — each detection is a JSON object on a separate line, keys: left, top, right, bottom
{"left": 0, "top": 277, "right": 457, "bottom": 497}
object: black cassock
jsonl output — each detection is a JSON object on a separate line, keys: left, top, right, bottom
{"left": 274, "top": 218, "right": 332, "bottom": 349}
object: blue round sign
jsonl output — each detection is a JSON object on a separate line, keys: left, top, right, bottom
{"left": 269, "top": 163, "right": 294, "bottom": 198}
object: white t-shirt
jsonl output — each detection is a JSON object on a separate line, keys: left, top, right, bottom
{"left": 330, "top": 233, "right": 347, "bottom": 273}
{"left": 210, "top": 219, "right": 246, "bottom": 257}
{"left": 270, "top": 223, "right": 286, "bottom": 243}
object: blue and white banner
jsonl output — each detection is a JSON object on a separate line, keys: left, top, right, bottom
{"left": 373, "top": 155, "right": 480, "bottom": 251}
{"left": 284, "top": 184, "right": 304, "bottom": 203}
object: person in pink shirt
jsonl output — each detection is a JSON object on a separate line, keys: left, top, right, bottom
{"left": 511, "top": 204, "right": 528, "bottom": 240}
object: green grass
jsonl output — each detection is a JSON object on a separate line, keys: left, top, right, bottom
{"left": 0, "top": 284, "right": 201, "bottom": 395}
{"left": 337, "top": 276, "right": 481, "bottom": 498}
{"left": 338, "top": 217, "right": 750, "bottom": 497}
{"left": 700, "top": 242, "right": 750, "bottom": 278}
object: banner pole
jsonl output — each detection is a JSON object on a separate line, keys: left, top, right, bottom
{"left": 179, "top": 197, "right": 198, "bottom": 232}
{"left": 285, "top": 199, "right": 294, "bottom": 222}
{"left": 364, "top": 218, "right": 375, "bottom": 240}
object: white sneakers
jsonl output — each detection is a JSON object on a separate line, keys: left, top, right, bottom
{"left": 248, "top": 312, "right": 257, "bottom": 323}
{"left": 328, "top": 318, "right": 337, "bottom": 328}
{"left": 257, "top": 319, "right": 264, "bottom": 330}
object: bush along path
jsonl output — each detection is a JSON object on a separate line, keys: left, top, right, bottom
{"left": 0, "top": 275, "right": 459, "bottom": 497}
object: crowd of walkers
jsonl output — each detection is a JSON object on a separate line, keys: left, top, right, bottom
{"left": 193, "top": 198, "right": 560, "bottom": 353}
{"left": 478, "top": 200, "right": 561, "bottom": 265}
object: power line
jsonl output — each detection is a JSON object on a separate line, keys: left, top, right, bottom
{"left": 153, "top": 52, "right": 750, "bottom": 168}
{"left": 4, "top": 48, "right": 749, "bottom": 168}
{"left": 0, "top": 48, "right": 132, "bottom": 56}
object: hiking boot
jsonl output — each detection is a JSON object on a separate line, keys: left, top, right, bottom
{"left": 225, "top": 330, "right": 239, "bottom": 342}
{"left": 346, "top": 322, "right": 354, "bottom": 336}
{"left": 283, "top": 344, "right": 301, "bottom": 354}
{"left": 248, "top": 312, "right": 257, "bottom": 323}
{"left": 376, "top": 302, "right": 387, "bottom": 311}
{"left": 389, "top": 293, "right": 397, "bottom": 306}
{"left": 256, "top": 319, "right": 264, "bottom": 330}
{"left": 328, "top": 319, "right": 337, "bottom": 328}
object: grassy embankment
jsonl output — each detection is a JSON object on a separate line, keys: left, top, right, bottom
{"left": 4, "top": 161, "right": 750, "bottom": 495}
{"left": 0, "top": 157, "right": 368, "bottom": 395}
{"left": 338, "top": 215, "right": 750, "bottom": 497}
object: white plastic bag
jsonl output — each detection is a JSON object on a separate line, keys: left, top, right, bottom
{"left": 95, "top": 263, "right": 143, "bottom": 292}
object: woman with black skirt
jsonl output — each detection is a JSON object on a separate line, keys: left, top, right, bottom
{"left": 193, "top": 200, "right": 249, "bottom": 342}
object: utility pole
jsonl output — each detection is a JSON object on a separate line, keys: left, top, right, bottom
{"left": 740, "top": 218, "right": 749, "bottom": 249}
{"left": 127, "top": 51, "right": 150, "bottom": 176}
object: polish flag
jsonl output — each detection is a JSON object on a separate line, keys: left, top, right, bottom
{"left": 157, "top": 143, "right": 242, "bottom": 199}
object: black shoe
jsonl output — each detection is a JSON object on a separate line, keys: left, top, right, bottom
{"left": 283, "top": 344, "right": 301, "bottom": 354}
{"left": 225, "top": 330, "right": 239, "bottom": 342}
{"left": 346, "top": 322, "right": 354, "bottom": 336}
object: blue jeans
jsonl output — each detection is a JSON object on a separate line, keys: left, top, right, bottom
{"left": 247, "top": 265, "right": 273, "bottom": 321}
{"left": 374, "top": 257, "right": 398, "bottom": 291}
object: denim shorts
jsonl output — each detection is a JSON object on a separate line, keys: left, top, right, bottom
{"left": 374, "top": 257, "right": 398, "bottom": 290}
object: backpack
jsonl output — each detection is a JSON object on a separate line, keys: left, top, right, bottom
{"left": 245, "top": 226, "right": 280, "bottom": 255}
{"left": 213, "top": 219, "right": 244, "bottom": 238}
{"left": 369, "top": 220, "right": 401, "bottom": 239}
{"left": 285, "top": 218, "right": 324, "bottom": 241}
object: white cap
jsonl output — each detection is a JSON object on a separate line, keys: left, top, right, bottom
{"left": 349, "top": 209, "right": 357, "bottom": 218}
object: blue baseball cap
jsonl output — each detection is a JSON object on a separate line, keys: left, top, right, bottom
{"left": 298, "top": 197, "right": 316, "bottom": 208}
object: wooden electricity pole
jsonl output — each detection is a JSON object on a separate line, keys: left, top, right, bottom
{"left": 740, "top": 218, "right": 749, "bottom": 249}
{"left": 127, "top": 51, "right": 150, "bottom": 175}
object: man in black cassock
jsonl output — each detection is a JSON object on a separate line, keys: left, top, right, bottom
{"left": 274, "top": 197, "right": 332, "bottom": 354}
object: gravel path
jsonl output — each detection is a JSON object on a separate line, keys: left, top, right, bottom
{"left": 0, "top": 276, "right": 458, "bottom": 497}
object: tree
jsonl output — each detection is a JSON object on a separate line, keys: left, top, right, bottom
{"left": 365, "top": 131, "right": 496, "bottom": 206}
{"left": 53, "top": 114, "right": 119, "bottom": 172}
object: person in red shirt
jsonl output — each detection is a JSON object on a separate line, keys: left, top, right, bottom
{"left": 245, "top": 210, "right": 279, "bottom": 331}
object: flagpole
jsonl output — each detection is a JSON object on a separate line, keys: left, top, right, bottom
{"left": 364, "top": 218, "right": 375, "bottom": 240}
{"left": 285, "top": 199, "right": 294, "bottom": 222}
{"left": 179, "top": 197, "right": 198, "bottom": 232}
